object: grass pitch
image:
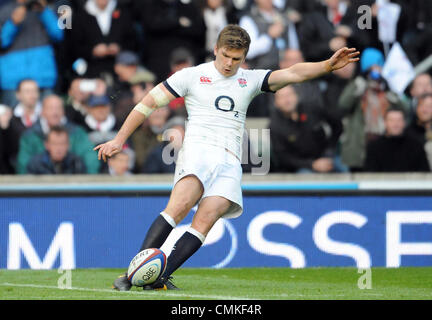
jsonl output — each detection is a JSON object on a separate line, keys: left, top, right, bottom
{"left": 0, "top": 267, "right": 431, "bottom": 300}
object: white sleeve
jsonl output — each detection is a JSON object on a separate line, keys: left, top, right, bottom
{"left": 163, "top": 67, "right": 191, "bottom": 98}
{"left": 239, "top": 15, "right": 273, "bottom": 60}
{"left": 250, "top": 69, "right": 274, "bottom": 97}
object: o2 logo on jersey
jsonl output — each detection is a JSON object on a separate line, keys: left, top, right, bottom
{"left": 215, "top": 95, "right": 238, "bottom": 117}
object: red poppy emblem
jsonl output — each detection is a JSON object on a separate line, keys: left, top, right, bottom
{"left": 300, "top": 113, "right": 307, "bottom": 122}
{"left": 112, "top": 10, "right": 120, "bottom": 19}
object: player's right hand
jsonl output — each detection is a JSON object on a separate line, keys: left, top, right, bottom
{"left": 93, "top": 140, "right": 123, "bottom": 162}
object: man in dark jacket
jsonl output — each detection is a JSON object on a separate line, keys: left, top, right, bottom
{"left": 298, "top": 0, "right": 361, "bottom": 62}
{"left": 269, "top": 84, "right": 346, "bottom": 173}
{"left": 69, "top": 0, "right": 137, "bottom": 79}
{"left": 365, "top": 108, "right": 430, "bottom": 172}
{"left": 0, "top": 79, "right": 42, "bottom": 172}
{"left": 27, "top": 126, "right": 86, "bottom": 174}
{"left": 137, "top": 0, "right": 206, "bottom": 83}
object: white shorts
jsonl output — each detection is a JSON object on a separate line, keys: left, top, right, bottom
{"left": 173, "top": 142, "right": 243, "bottom": 219}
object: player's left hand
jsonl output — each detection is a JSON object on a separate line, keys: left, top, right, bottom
{"left": 327, "top": 47, "right": 360, "bottom": 72}
{"left": 93, "top": 139, "right": 123, "bottom": 162}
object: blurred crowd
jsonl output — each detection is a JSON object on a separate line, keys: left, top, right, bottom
{"left": 0, "top": 0, "right": 431, "bottom": 176}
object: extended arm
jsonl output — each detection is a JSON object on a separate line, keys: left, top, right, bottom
{"left": 268, "top": 47, "right": 360, "bottom": 92}
{"left": 93, "top": 83, "right": 176, "bottom": 162}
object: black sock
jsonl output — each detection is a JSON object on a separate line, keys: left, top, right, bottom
{"left": 139, "top": 214, "right": 174, "bottom": 252}
{"left": 162, "top": 231, "right": 203, "bottom": 278}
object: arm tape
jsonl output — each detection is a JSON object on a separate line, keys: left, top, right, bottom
{"left": 133, "top": 85, "right": 171, "bottom": 117}
{"left": 133, "top": 102, "right": 154, "bottom": 117}
{"left": 149, "top": 85, "right": 170, "bottom": 107}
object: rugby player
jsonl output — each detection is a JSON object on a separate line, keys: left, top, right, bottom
{"left": 94, "top": 24, "right": 359, "bottom": 291}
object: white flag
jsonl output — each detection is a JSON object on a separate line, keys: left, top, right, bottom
{"left": 382, "top": 42, "right": 415, "bottom": 95}
{"left": 377, "top": 1, "right": 400, "bottom": 44}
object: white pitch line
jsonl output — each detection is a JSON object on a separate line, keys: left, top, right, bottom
{"left": 0, "top": 283, "right": 252, "bottom": 300}
{"left": 1, "top": 282, "right": 391, "bottom": 299}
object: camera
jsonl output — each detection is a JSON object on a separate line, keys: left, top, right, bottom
{"left": 79, "top": 79, "right": 97, "bottom": 93}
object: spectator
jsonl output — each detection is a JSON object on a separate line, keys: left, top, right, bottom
{"left": 239, "top": 0, "right": 300, "bottom": 70}
{"left": 401, "top": 0, "right": 432, "bottom": 65}
{"left": 0, "top": 79, "right": 42, "bottom": 172}
{"left": 406, "top": 94, "right": 432, "bottom": 144}
{"left": 112, "top": 51, "right": 156, "bottom": 123}
{"left": 106, "top": 146, "right": 135, "bottom": 176}
{"left": 364, "top": 108, "right": 430, "bottom": 172}
{"left": 138, "top": 0, "right": 206, "bottom": 83}
{"left": 113, "top": 51, "right": 142, "bottom": 86}
{"left": 267, "top": 0, "right": 312, "bottom": 30}
{"left": 278, "top": 46, "right": 303, "bottom": 68}
{"left": 53, "top": 0, "right": 77, "bottom": 94}
{"left": 82, "top": 93, "right": 120, "bottom": 146}
{"left": 405, "top": 94, "right": 432, "bottom": 169}
{"left": 64, "top": 77, "right": 108, "bottom": 128}
{"left": 239, "top": 1, "right": 301, "bottom": 117}
{"left": 228, "top": 0, "right": 251, "bottom": 15}
{"left": 200, "top": 0, "right": 236, "bottom": 61}
{"left": 10, "top": 79, "right": 42, "bottom": 129}
{"left": 298, "top": 0, "right": 360, "bottom": 62}
{"left": 322, "top": 60, "right": 356, "bottom": 118}
{"left": 248, "top": 47, "right": 325, "bottom": 118}
{"left": 269, "top": 85, "right": 346, "bottom": 173}
{"left": 69, "top": 0, "right": 137, "bottom": 80}
{"left": 17, "top": 94, "right": 100, "bottom": 174}
{"left": 344, "top": 0, "right": 414, "bottom": 56}
{"left": 406, "top": 73, "right": 432, "bottom": 122}
{"left": 279, "top": 48, "right": 325, "bottom": 112}
{"left": 276, "top": 0, "right": 321, "bottom": 15}
{"left": 128, "top": 71, "right": 156, "bottom": 104}
{"left": 0, "top": 104, "right": 14, "bottom": 173}
{"left": 27, "top": 126, "right": 87, "bottom": 174}
{"left": 166, "top": 47, "right": 195, "bottom": 118}
{"left": 409, "top": 74, "right": 432, "bottom": 102}
{"left": 0, "top": 0, "right": 63, "bottom": 107}
{"left": 142, "top": 116, "right": 185, "bottom": 174}
{"left": 338, "top": 48, "right": 407, "bottom": 171}
{"left": 131, "top": 106, "right": 172, "bottom": 172}
{"left": 169, "top": 47, "right": 196, "bottom": 74}
{"left": 113, "top": 68, "right": 156, "bottom": 125}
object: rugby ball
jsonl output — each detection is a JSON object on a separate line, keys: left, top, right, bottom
{"left": 127, "top": 248, "right": 167, "bottom": 287}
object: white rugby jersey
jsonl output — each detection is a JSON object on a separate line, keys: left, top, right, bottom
{"left": 163, "top": 61, "right": 272, "bottom": 159}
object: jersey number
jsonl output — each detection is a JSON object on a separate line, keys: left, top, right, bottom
{"left": 215, "top": 96, "right": 238, "bottom": 117}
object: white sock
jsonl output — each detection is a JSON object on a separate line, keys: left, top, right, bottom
{"left": 187, "top": 227, "right": 206, "bottom": 244}
{"left": 160, "top": 211, "right": 176, "bottom": 228}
